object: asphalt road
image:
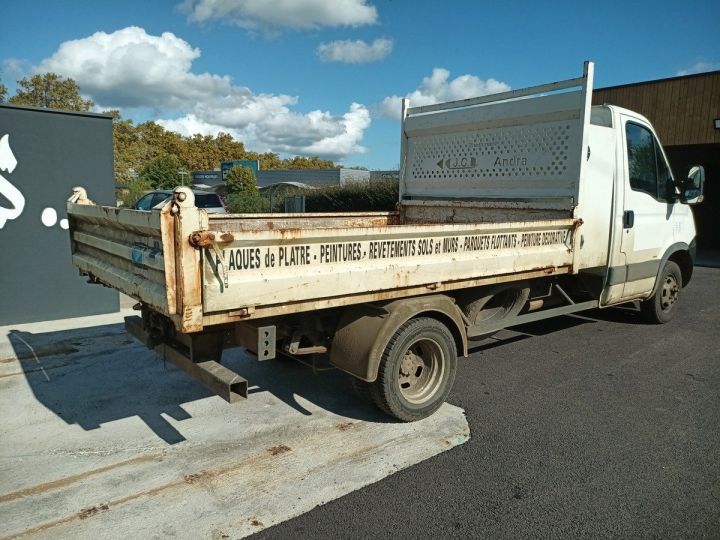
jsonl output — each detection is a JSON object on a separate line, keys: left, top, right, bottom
{"left": 257, "top": 266, "right": 720, "bottom": 539}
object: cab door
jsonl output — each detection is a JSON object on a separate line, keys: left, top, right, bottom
{"left": 617, "top": 116, "right": 677, "bottom": 299}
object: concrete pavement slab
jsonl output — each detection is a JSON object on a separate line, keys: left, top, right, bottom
{"left": 0, "top": 312, "right": 469, "bottom": 539}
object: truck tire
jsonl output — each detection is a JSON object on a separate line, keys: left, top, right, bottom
{"left": 370, "top": 317, "right": 457, "bottom": 422}
{"left": 640, "top": 260, "right": 682, "bottom": 324}
{"left": 350, "top": 377, "right": 374, "bottom": 404}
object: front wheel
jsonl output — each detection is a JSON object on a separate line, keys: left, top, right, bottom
{"left": 370, "top": 317, "right": 457, "bottom": 422}
{"left": 640, "top": 260, "right": 682, "bottom": 324}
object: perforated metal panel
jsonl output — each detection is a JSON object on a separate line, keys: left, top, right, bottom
{"left": 401, "top": 70, "right": 593, "bottom": 202}
{"left": 407, "top": 119, "right": 581, "bottom": 197}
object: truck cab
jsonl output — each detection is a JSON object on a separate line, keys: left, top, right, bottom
{"left": 596, "top": 105, "right": 703, "bottom": 315}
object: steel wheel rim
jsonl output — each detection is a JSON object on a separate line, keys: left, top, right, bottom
{"left": 397, "top": 337, "right": 445, "bottom": 404}
{"left": 660, "top": 274, "right": 679, "bottom": 312}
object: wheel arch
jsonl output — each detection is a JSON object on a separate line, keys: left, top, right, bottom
{"left": 650, "top": 240, "right": 695, "bottom": 297}
{"left": 329, "top": 295, "right": 468, "bottom": 383}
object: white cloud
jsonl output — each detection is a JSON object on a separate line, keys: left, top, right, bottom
{"left": 180, "top": 0, "right": 377, "bottom": 31}
{"left": 2, "top": 58, "right": 32, "bottom": 81}
{"left": 378, "top": 68, "right": 511, "bottom": 119}
{"left": 159, "top": 103, "right": 370, "bottom": 157}
{"left": 36, "top": 26, "right": 370, "bottom": 159}
{"left": 676, "top": 60, "right": 720, "bottom": 76}
{"left": 317, "top": 38, "right": 393, "bottom": 63}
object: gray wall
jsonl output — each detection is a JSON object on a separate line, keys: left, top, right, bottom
{"left": 0, "top": 104, "right": 119, "bottom": 325}
{"left": 255, "top": 168, "right": 369, "bottom": 188}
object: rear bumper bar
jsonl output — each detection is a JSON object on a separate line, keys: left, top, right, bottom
{"left": 125, "top": 316, "right": 248, "bottom": 403}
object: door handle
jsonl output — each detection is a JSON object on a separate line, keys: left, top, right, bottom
{"left": 623, "top": 210, "right": 634, "bottom": 229}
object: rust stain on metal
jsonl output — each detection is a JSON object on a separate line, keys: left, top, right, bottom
{"left": 278, "top": 228, "right": 302, "bottom": 239}
{"left": 189, "top": 230, "right": 215, "bottom": 248}
{"left": 267, "top": 444, "right": 291, "bottom": 456}
{"left": 189, "top": 231, "right": 236, "bottom": 248}
{"left": 160, "top": 207, "right": 178, "bottom": 316}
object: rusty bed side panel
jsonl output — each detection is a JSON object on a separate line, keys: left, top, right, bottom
{"left": 199, "top": 217, "right": 576, "bottom": 317}
{"left": 67, "top": 203, "right": 176, "bottom": 316}
{"left": 207, "top": 212, "right": 400, "bottom": 232}
{"left": 202, "top": 265, "right": 570, "bottom": 324}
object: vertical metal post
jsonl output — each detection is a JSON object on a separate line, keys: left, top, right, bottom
{"left": 398, "top": 98, "right": 410, "bottom": 203}
{"left": 571, "top": 61, "right": 595, "bottom": 274}
{"left": 172, "top": 192, "right": 206, "bottom": 332}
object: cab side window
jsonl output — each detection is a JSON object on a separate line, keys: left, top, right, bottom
{"left": 626, "top": 122, "right": 673, "bottom": 202}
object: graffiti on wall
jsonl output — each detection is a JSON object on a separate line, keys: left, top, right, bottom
{"left": 0, "top": 134, "right": 25, "bottom": 229}
{"left": 0, "top": 133, "right": 69, "bottom": 230}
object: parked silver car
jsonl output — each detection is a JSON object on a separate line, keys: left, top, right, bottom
{"left": 132, "top": 189, "right": 227, "bottom": 213}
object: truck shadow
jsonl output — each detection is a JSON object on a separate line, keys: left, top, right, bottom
{"left": 7, "top": 324, "right": 392, "bottom": 446}
{"left": 467, "top": 304, "right": 647, "bottom": 352}
{"left": 576, "top": 303, "right": 648, "bottom": 325}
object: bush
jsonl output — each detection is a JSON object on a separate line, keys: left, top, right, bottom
{"left": 226, "top": 190, "right": 266, "bottom": 213}
{"left": 302, "top": 179, "right": 399, "bottom": 212}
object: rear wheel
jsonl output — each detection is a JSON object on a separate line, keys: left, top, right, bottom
{"left": 370, "top": 317, "right": 457, "bottom": 422}
{"left": 350, "top": 377, "right": 374, "bottom": 404}
{"left": 640, "top": 261, "right": 682, "bottom": 324}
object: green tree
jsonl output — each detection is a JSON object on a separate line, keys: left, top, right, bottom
{"left": 225, "top": 166, "right": 256, "bottom": 194}
{"left": 103, "top": 110, "right": 143, "bottom": 186}
{"left": 212, "top": 133, "right": 246, "bottom": 164}
{"left": 178, "top": 133, "right": 238, "bottom": 172}
{"left": 256, "top": 152, "right": 284, "bottom": 170}
{"left": 0, "top": 78, "right": 7, "bottom": 103}
{"left": 225, "top": 166, "right": 264, "bottom": 212}
{"left": 139, "top": 153, "right": 183, "bottom": 189}
{"left": 9, "top": 73, "right": 93, "bottom": 111}
{"left": 283, "top": 155, "right": 336, "bottom": 169}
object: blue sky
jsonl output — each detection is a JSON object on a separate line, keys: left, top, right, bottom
{"left": 1, "top": 0, "right": 718, "bottom": 170}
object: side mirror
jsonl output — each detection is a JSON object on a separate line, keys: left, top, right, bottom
{"left": 681, "top": 165, "right": 705, "bottom": 204}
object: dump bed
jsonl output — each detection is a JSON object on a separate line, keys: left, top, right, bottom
{"left": 68, "top": 197, "right": 576, "bottom": 332}
{"left": 67, "top": 64, "right": 596, "bottom": 332}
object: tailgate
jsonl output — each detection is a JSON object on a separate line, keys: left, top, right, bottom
{"left": 67, "top": 203, "right": 177, "bottom": 316}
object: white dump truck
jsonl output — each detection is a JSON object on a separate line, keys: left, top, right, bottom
{"left": 67, "top": 62, "right": 705, "bottom": 421}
